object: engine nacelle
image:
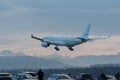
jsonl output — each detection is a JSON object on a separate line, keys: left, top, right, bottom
{"left": 41, "top": 42, "right": 50, "bottom": 47}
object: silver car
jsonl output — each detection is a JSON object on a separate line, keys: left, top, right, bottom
{"left": 106, "top": 75, "right": 116, "bottom": 80}
{"left": 19, "top": 71, "right": 38, "bottom": 79}
{"left": 12, "top": 73, "right": 37, "bottom": 80}
{"left": 48, "top": 74, "right": 74, "bottom": 80}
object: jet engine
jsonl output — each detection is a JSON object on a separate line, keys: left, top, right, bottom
{"left": 41, "top": 42, "right": 50, "bottom": 47}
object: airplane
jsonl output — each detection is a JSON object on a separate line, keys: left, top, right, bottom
{"left": 31, "top": 24, "right": 109, "bottom": 51}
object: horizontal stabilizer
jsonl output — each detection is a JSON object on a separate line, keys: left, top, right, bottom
{"left": 89, "top": 36, "right": 111, "bottom": 42}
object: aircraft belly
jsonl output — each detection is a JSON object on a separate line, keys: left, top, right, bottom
{"left": 65, "top": 41, "right": 82, "bottom": 47}
{"left": 50, "top": 41, "right": 66, "bottom": 46}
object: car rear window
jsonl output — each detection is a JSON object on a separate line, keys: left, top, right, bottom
{"left": 27, "top": 73, "right": 36, "bottom": 77}
{"left": 58, "top": 75, "right": 70, "bottom": 79}
{"left": 0, "top": 74, "right": 10, "bottom": 77}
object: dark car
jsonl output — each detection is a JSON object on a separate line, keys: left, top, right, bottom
{"left": 75, "top": 73, "right": 94, "bottom": 80}
{"left": 0, "top": 73, "right": 12, "bottom": 80}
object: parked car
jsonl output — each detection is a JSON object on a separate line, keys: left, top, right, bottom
{"left": 12, "top": 73, "right": 37, "bottom": 80}
{"left": 106, "top": 75, "right": 116, "bottom": 80}
{"left": 48, "top": 74, "right": 74, "bottom": 80}
{"left": 0, "top": 73, "right": 12, "bottom": 80}
{"left": 19, "top": 71, "right": 38, "bottom": 79}
{"left": 75, "top": 73, "right": 94, "bottom": 80}
{"left": 97, "top": 74, "right": 116, "bottom": 80}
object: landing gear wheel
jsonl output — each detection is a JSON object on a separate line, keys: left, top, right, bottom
{"left": 54, "top": 46, "right": 60, "bottom": 51}
{"left": 68, "top": 47, "right": 74, "bottom": 51}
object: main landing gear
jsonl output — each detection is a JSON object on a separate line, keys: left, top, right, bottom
{"left": 68, "top": 47, "right": 74, "bottom": 51}
{"left": 54, "top": 46, "right": 60, "bottom": 51}
{"left": 54, "top": 46, "right": 74, "bottom": 51}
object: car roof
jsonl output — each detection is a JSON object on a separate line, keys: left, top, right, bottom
{"left": 51, "top": 74, "right": 69, "bottom": 76}
{"left": 0, "top": 73, "right": 11, "bottom": 74}
{"left": 14, "top": 73, "right": 33, "bottom": 77}
{"left": 50, "top": 74, "right": 71, "bottom": 77}
{"left": 106, "top": 75, "right": 115, "bottom": 77}
{"left": 19, "top": 71, "right": 36, "bottom": 74}
{"left": 16, "top": 73, "right": 27, "bottom": 75}
{"left": 81, "top": 73, "right": 91, "bottom": 74}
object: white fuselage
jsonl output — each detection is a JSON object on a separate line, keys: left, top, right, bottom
{"left": 43, "top": 36, "right": 84, "bottom": 47}
{"left": 31, "top": 24, "right": 92, "bottom": 51}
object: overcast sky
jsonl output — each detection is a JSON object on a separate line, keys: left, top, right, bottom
{"left": 0, "top": 0, "right": 120, "bottom": 57}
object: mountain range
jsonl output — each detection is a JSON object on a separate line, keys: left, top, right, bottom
{"left": 0, "top": 50, "right": 120, "bottom": 70}
{"left": 44, "top": 53, "right": 120, "bottom": 66}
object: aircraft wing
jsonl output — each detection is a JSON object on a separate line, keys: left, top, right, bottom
{"left": 31, "top": 34, "right": 43, "bottom": 41}
{"left": 31, "top": 34, "right": 65, "bottom": 45}
{"left": 43, "top": 40, "right": 65, "bottom": 46}
{"left": 88, "top": 36, "right": 111, "bottom": 42}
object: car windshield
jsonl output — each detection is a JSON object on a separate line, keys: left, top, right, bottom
{"left": 0, "top": 74, "right": 10, "bottom": 77}
{"left": 26, "top": 73, "right": 37, "bottom": 77}
{"left": 49, "top": 74, "right": 71, "bottom": 79}
{"left": 16, "top": 74, "right": 33, "bottom": 79}
{"left": 49, "top": 75, "right": 57, "bottom": 78}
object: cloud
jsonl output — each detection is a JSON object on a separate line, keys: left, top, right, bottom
{"left": 0, "top": 0, "right": 120, "bottom": 35}
{"left": 0, "top": 50, "right": 26, "bottom": 56}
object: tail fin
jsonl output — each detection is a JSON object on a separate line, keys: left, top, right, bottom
{"left": 80, "top": 24, "right": 91, "bottom": 39}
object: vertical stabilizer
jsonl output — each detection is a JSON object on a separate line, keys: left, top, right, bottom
{"left": 80, "top": 24, "right": 91, "bottom": 39}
